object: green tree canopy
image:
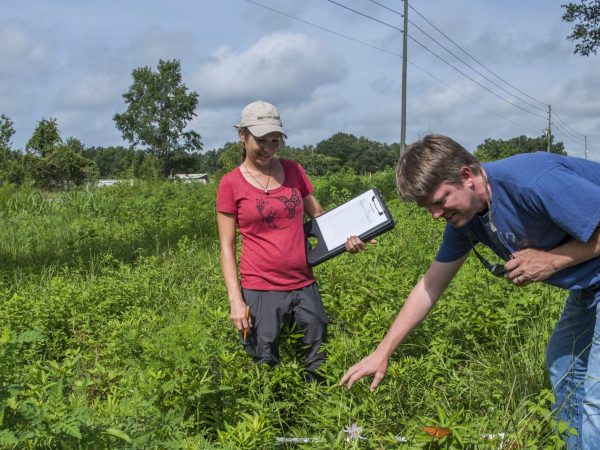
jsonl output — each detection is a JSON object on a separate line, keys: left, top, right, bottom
{"left": 114, "top": 59, "right": 202, "bottom": 178}
{"left": 33, "top": 145, "right": 99, "bottom": 189}
{"left": 26, "top": 118, "right": 62, "bottom": 157}
{"left": 474, "top": 133, "right": 566, "bottom": 162}
{"left": 314, "top": 132, "right": 399, "bottom": 174}
{"left": 0, "top": 114, "right": 15, "bottom": 153}
{"left": 562, "top": 0, "right": 600, "bottom": 56}
{"left": 65, "top": 137, "right": 85, "bottom": 154}
{"left": 278, "top": 147, "right": 341, "bottom": 176}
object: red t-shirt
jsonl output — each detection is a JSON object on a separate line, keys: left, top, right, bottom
{"left": 216, "top": 159, "right": 315, "bottom": 291}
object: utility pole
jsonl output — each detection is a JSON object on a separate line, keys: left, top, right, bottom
{"left": 400, "top": 0, "right": 408, "bottom": 156}
{"left": 547, "top": 104, "right": 551, "bottom": 152}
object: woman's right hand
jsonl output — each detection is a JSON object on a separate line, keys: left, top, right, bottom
{"left": 230, "top": 299, "right": 251, "bottom": 332}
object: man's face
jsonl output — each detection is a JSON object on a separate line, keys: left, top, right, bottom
{"left": 420, "top": 180, "right": 478, "bottom": 227}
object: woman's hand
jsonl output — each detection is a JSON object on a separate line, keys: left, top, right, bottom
{"left": 345, "top": 235, "right": 377, "bottom": 253}
{"left": 230, "top": 299, "right": 251, "bottom": 332}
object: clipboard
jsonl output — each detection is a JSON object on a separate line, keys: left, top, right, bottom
{"left": 304, "top": 188, "right": 395, "bottom": 266}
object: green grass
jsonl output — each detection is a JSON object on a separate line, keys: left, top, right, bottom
{"left": 0, "top": 175, "right": 566, "bottom": 449}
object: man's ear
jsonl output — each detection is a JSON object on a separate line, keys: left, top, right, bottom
{"left": 461, "top": 166, "right": 475, "bottom": 188}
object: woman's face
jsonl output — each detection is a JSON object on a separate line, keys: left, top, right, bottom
{"left": 241, "top": 130, "right": 282, "bottom": 166}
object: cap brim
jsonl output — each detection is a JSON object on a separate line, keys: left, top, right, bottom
{"left": 246, "top": 123, "right": 287, "bottom": 138}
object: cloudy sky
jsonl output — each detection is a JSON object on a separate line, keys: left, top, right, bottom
{"left": 2, "top": 0, "right": 599, "bottom": 161}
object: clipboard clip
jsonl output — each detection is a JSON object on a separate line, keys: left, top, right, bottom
{"left": 371, "top": 195, "right": 384, "bottom": 215}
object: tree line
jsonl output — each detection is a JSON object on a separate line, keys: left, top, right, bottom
{"left": 0, "top": 58, "right": 568, "bottom": 190}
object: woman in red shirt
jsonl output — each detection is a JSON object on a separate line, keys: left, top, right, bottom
{"left": 217, "top": 100, "right": 364, "bottom": 381}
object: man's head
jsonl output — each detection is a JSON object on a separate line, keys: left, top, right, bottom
{"left": 396, "top": 134, "right": 481, "bottom": 204}
{"left": 396, "top": 135, "right": 485, "bottom": 227}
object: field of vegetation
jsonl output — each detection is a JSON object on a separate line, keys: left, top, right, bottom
{"left": 0, "top": 171, "right": 567, "bottom": 449}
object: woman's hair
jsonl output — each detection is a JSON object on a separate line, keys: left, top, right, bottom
{"left": 239, "top": 127, "right": 249, "bottom": 160}
{"left": 395, "top": 134, "right": 481, "bottom": 203}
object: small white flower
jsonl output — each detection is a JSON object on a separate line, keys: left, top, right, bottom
{"left": 344, "top": 423, "right": 364, "bottom": 442}
{"left": 395, "top": 434, "right": 408, "bottom": 443}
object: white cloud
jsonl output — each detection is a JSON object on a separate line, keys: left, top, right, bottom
{"left": 56, "top": 73, "right": 126, "bottom": 110}
{"left": 190, "top": 32, "right": 348, "bottom": 107}
{"left": 0, "top": 22, "right": 51, "bottom": 75}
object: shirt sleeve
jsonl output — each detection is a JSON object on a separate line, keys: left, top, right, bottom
{"left": 435, "top": 224, "right": 471, "bottom": 263}
{"left": 293, "top": 161, "right": 314, "bottom": 198}
{"left": 528, "top": 167, "right": 600, "bottom": 243}
{"left": 216, "top": 174, "right": 237, "bottom": 214}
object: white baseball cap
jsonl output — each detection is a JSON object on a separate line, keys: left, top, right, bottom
{"left": 235, "top": 100, "right": 287, "bottom": 138}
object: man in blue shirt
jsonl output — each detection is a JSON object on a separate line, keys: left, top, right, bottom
{"left": 340, "top": 134, "right": 600, "bottom": 449}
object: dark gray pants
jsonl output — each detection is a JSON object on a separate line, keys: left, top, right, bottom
{"left": 241, "top": 282, "right": 328, "bottom": 373}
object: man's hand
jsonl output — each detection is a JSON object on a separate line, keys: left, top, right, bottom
{"left": 339, "top": 350, "right": 389, "bottom": 392}
{"left": 504, "top": 247, "right": 555, "bottom": 285}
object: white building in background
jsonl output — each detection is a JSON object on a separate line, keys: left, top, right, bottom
{"left": 172, "top": 173, "right": 208, "bottom": 184}
{"left": 97, "top": 179, "right": 119, "bottom": 187}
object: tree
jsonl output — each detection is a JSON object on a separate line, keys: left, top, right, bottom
{"left": 33, "top": 145, "right": 99, "bottom": 189}
{"left": 0, "top": 114, "right": 15, "bottom": 153}
{"left": 0, "top": 116, "right": 28, "bottom": 186}
{"left": 314, "top": 132, "right": 399, "bottom": 173}
{"left": 562, "top": 0, "right": 600, "bottom": 56}
{"left": 114, "top": 59, "right": 202, "bottom": 178}
{"left": 474, "top": 134, "right": 566, "bottom": 162}
{"left": 217, "top": 142, "right": 243, "bottom": 176}
{"left": 26, "top": 118, "right": 62, "bottom": 156}
{"left": 65, "top": 136, "right": 85, "bottom": 154}
{"left": 278, "top": 147, "right": 340, "bottom": 176}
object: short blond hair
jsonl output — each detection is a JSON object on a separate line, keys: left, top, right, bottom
{"left": 396, "top": 134, "right": 481, "bottom": 203}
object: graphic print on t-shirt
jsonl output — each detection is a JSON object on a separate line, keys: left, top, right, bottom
{"left": 255, "top": 188, "right": 302, "bottom": 229}
{"left": 275, "top": 188, "right": 302, "bottom": 218}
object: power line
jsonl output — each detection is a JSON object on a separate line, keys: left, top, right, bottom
{"left": 407, "top": 3, "right": 548, "bottom": 109}
{"left": 553, "top": 111, "right": 586, "bottom": 140}
{"left": 552, "top": 121, "right": 586, "bottom": 145}
{"left": 324, "top": 0, "right": 547, "bottom": 120}
{"left": 367, "top": 0, "right": 547, "bottom": 114}
{"left": 244, "top": 0, "right": 544, "bottom": 136}
{"left": 552, "top": 122, "right": 586, "bottom": 146}
{"left": 245, "top": 0, "right": 403, "bottom": 58}
{"left": 367, "top": 1, "right": 594, "bottom": 154}
{"left": 246, "top": 0, "right": 595, "bottom": 152}
{"left": 325, "top": 0, "right": 402, "bottom": 33}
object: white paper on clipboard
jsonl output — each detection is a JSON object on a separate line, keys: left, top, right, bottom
{"left": 315, "top": 190, "right": 387, "bottom": 250}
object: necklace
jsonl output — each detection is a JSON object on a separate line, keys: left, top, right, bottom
{"left": 243, "top": 159, "right": 273, "bottom": 194}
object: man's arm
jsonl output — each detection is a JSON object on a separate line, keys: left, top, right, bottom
{"left": 339, "top": 255, "right": 468, "bottom": 391}
{"left": 506, "top": 226, "right": 600, "bottom": 284}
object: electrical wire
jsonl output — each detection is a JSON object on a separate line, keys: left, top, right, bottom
{"left": 245, "top": 0, "right": 545, "bottom": 135}
{"left": 325, "top": 0, "right": 403, "bottom": 32}
{"left": 323, "top": 0, "right": 548, "bottom": 120}
{"left": 552, "top": 121, "right": 586, "bottom": 145}
{"left": 245, "top": 0, "right": 403, "bottom": 58}
{"left": 367, "top": 0, "right": 547, "bottom": 113}
{"left": 553, "top": 111, "right": 586, "bottom": 140}
{"left": 406, "top": 2, "right": 548, "bottom": 109}
{"left": 245, "top": 0, "right": 594, "bottom": 154}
